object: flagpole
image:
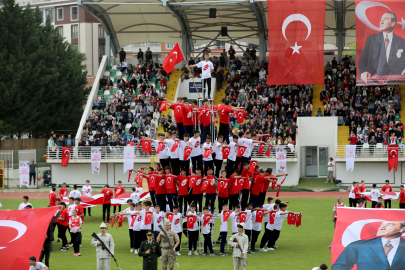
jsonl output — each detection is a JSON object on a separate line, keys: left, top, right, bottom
{"left": 178, "top": 45, "right": 202, "bottom": 99}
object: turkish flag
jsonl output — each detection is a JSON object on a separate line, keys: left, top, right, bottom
{"left": 276, "top": 184, "right": 281, "bottom": 197}
{"left": 295, "top": 213, "right": 301, "bottom": 227}
{"left": 388, "top": 145, "right": 399, "bottom": 172}
{"left": 232, "top": 108, "right": 245, "bottom": 124}
{"left": 218, "top": 179, "right": 227, "bottom": 192}
{"left": 269, "top": 210, "right": 277, "bottom": 224}
{"left": 128, "top": 169, "right": 134, "bottom": 182}
{"left": 166, "top": 213, "right": 174, "bottom": 222}
{"left": 183, "top": 147, "right": 192, "bottom": 160}
{"left": 130, "top": 215, "right": 137, "bottom": 227}
{"left": 166, "top": 175, "right": 174, "bottom": 189}
{"left": 237, "top": 177, "right": 245, "bottom": 190}
{"left": 159, "top": 101, "right": 167, "bottom": 111}
{"left": 287, "top": 212, "right": 296, "bottom": 225}
{"left": 222, "top": 146, "right": 231, "bottom": 159}
{"left": 137, "top": 139, "right": 143, "bottom": 148}
{"left": 171, "top": 140, "right": 179, "bottom": 152}
{"left": 223, "top": 210, "right": 232, "bottom": 222}
{"left": 271, "top": 178, "right": 277, "bottom": 190}
{"left": 267, "top": 0, "right": 326, "bottom": 85}
{"left": 61, "top": 147, "right": 71, "bottom": 167}
{"left": 203, "top": 214, "right": 213, "bottom": 227}
{"left": 237, "top": 146, "right": 247, "bottom": 158}
{"left": 156, "top": 142, "right": 165, "bottom": 154}
{"left": 110, "top": 215, "right": 117, "bottom": 227}
{"left": 162, "top": 42, "right": 184, "bottom": 73}
{"left": 144, "top": 212, "right": 153, "bottom": 225}
{"left": 255, "top": 209, "right": 265, "bottom": 223}
{"left": 0, "top": 207, "right": 59, "bottom": 270}
{"left": 258, "top": 143, "right": 266, "bottom": 155}
{"left": 265, "top": 145, "right": 271, "bottom": 157}
{"left": 135, "top": 173, "right": 143, "bottom": 188}
{"left": 239, "top": 212, "right": 247, "bottom": 223}
{"left": 189, "top": 176, "right": 197, "bottom": 188}
{"left": 203, "top": 149, "right": 214, "bottom": 159}
{"left": 249, "top": 160, "right": 258, "bottom": 172}
{"left": 280, "top": 174, "right": 287, "bottom": 185}
{"left": 187, "top": 215, "right": 197, "bottom": 229}
{"left": 201, "top": 179, "right": 209, "bottom": 192}
{"left": 116, "top": 216, "right": 123, "bottom": 229}
{"left": 142, "top": 140, "right": 152, "bottom": 154}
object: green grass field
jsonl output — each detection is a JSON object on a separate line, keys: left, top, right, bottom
{"left": 1, "top": 198, "right": 339, "bottom": 270}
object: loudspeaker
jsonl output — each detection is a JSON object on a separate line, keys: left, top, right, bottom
{"left": 221, "top": 26, "right": 227, "bottom": 36}
{"left": 209, "top": 8, "right": 216, "bottom": 18}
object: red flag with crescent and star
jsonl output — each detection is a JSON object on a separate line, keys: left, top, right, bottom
{"left": 144, "top": 212, "right": 153, "bottom": 225}
{"left": 171, "top": 140, "right": 179, "bottom": 152}
{"left": 237, "top": 146, "right": 247, "bottom": 158}
{"left": 166, "top": 213, "right": 174, "bottom": 222}
{"left": 271, "top": 179, "right": 277, "bottom": 190}
{"left": 223, "top": 210, "right": 232, "bottom": 222}
{"left": 237, "top": 177, "right": 245, "bottom": 190}
{"left": 388, "top": 145, "right": 399, "bottom": 171}
{"left": 258, "top": 143, "right": 266, "bottom": 155}
{"left": 159, "top": 101, "right": 167, "bottom": 111}
{"left": 203, "top": 214, "right": 213, "bottom": 227}
{"left": 239, "top": 212, "right": 247, "bottom": 223}
{"left": 276, "top": 184, "right": 281, "bottom": 197}
{"left": 265, "top": 145, "right": 272, "bottom": 157}
{"left": 267, "top": 0, "right": 326, "bottom": 85}
{"left": 255, "top": 209, "right": 265, "bottom": 223}
{"left": 61, "top": 147, "right": 71, "bottom": 167}
{"left": 218, "top": 178, "right": 228, "bottom": 192}
{"left": 222, "top": 146, "right": 231, "bottom": 159}
{"left": 187, "top": 215, "right": 197, "bottom": 229}
{"left": 142, "top": 140, "right": 152, "bottom": 155}
{"left": 269, "top": 210, "right": 277, "bottom": 224}
{"left": 156, "top": 142, "right": 165, "bottom": 154}
{"left": 183, "top": 147, "right": 192, "bottom": 160}
{"left": 294, "top": 213, "right": 300, "bottom": 227}
{"left": 162, "top": 42, "right": 184, "bottom": 73}
{"left": 249, "top": 160, "right": 258, "bottom": 172}
{"left": 203, "top": 149, "right": 214, "bottom": 159}
{"left": 128, "top": 169, "right": 134, "bottom": 182}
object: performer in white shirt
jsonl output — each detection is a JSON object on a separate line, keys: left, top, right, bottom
{"left": 69, "top": 185, "right": 81, "bottom": 199}
{"left": 18, "top": 195, "right": 33, "bottom": 210}
{"left": 81, "top": 180, "right": 92, "bottom": 217}
{"left": 370, "top": 184, "right": 381, "bottom": 208}
{"left": 188, "top": 53, "right": 214, "bottom": 99}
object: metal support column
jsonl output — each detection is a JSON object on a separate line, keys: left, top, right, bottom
{"left": 105, "top": 33, "right": 111, "bottom": 66}
{"left": 334, "top": 0, "right": 346, "bottom": 61}
{"left": 259, "top": 31, "right": 266, "bottom": 62}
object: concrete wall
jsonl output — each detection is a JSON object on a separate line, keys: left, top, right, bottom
{"left": 0, "top": 139, "right": 48, "bottom": 150}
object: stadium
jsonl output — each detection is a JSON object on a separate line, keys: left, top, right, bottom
{"left": 1, "top": 0, "right": 405, "bottom": 269}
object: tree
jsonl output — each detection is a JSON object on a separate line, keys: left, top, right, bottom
{"left": 0, "top": 0, "right": 89, "bottom": 138}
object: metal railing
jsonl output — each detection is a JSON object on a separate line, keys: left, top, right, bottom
{"left": 47, "top": 146, "right": 297, "bottom": 161}
{"left": 336, "top": 144, "right": 404, "bottom": 158}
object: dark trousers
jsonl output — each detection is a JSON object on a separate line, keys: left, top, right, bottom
{"left": 226, "top": 159, "right": 235, "bottom": 178}
{"left": 400, "top": 203, "right": 405, "bottom": 209}
{"left": 39, "top": 241, "right": 50, "bottom": 267}
{"left": 202, "top": 78, "right": 212, "bottom": 97}
{"left": 268, "top": 229, "right": 281, "bottom": 247}
{"left": 191, "top": 155, "right": 203, "bottom": 174}
{"left": 72, "top": 232, "right": 81, "bottom": 253}
{"left": 167, "top": 193, "right": 178, "bottom": 212}
{"left": 251, "top": 230, "right": 260, "bottom": 250}
{"left": 349, "top": 198, "right": 356, "bottom": 207}
{"left": 170, "top": 158, "right": 181, "bottom": 176}
{"left": 149, "top": 191, "right": 157, "bottom": 207}
{"left": 233, "top": 157, "right": 242, "bottom": 171}
{"left": 241, "top": 189, "right": 250, "bottom": 210}
{"left": 176, "top": 232, "right": 182, "bottom": 251}
{"left": 258, "top": 192, "right": 266, "bottom": 207}
{"left": 385, "top": 199, "right": 392, "bottom": 208}
{"left": 103, "top": 203, "right": 111, "bottom": 223}
{"left": 184, "top": 125, "right": 194, "bottom": 138}
{"left": 113, "top": 205, "right": 121, "bottom": 213}
{"left": 203, "top": 232, "right": 214, "bottom": 253}
{"left": 220, "top": 231, "right": 227, "bottom": 253}
{"left": 141, "top": 230, "right": 150, "bottom": 243}
{"left": 249, "top": 194, "right": 259, "bottom": 208}
{"left": 245, "top": 229, "right": 251, "bottom": 242}
{"left": 84, "top": 207, "right": 91, "bottom": 216}
{"left": 160, "top": 158, "right": 170, "bottom": 171}
{"left": 177, "top": 123, "right": 184, "bottom": 140}
{"left": 58, "top": 224, "right": 68, "bottom": 247}
{"left": 205, "top": 193, "right": 216, "bottom": 213}
{"left": 214, "top": 159, "right": 223, "bottom": 178}
{"left": 29, "top": 172, "right": 36, "bottom": 185}
{"left": 129, "top": 229, "right": 135, "bottom": 248}
{"left": 219, "top": 123, "right": 230, "bottom": 144}
{"left": 181, "top": 160, "right": 190, "bottom": 176}
{"left": 178, "top": 195, "right": 189, "bottom": 215}
{"left": 193, "top": 193, "right": 203, "bottom": 212}
{"left": 203, "top": 160, "right": 214, "bottom": 176}
{"left": 156, "top": 194, "right": 167, "bottom": 212}
{"left": 371, "top": 201, "right": 378, "bottom": 208}
{"left": 218, "top": 197, "right": 228, "bottom": 213}
{"left": 260, "top": 228, "right": 272, "bottom": 248}
{"left": 183, "top": 222, "right": 188, "bottom": 239}
{"left": 188, "top": 230, "right": 198, "bottom": 251}
{"left": 134, "top": 230, "right": 142, "bottom": 249}
{"left": 201, "top": 125, "right": 211, "bottom": 144}
{"left": 241, "top": 156, "right": 250, "bottom": 167}
{"left": 229, "top": 194, "right": 239, "bottom": 210}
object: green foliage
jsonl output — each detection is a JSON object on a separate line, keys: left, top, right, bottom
{"left": 343, "top": 42, "right": 356, "bottom": 55}
{"left": 0, "top": 0, "right": 89, "bottom": 138}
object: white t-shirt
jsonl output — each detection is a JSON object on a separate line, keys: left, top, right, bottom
{"left": 252, "top": 211, "right": 262, "bottom": 232}
{"left": 202, "top": 142, "right": 213, "bottom": 161}
{"left": 132, "top": 213, "right": 142, "bottom": 231}
{"left": 239, "top": 138, "right": 255, "bottom": 158}
{"left": 201, "top": 214, "right": 211, "bottom": 234}
{"left": 190, "top": 137, "right": 202, "bottom": 157}
{"left": 68, "top": 204, "right": 77, "bottom": 216}
{"left": 220, "top": 211, "right": 229, "bottom": 232}
{"left": 0, "top": 202, "right": 2, "bottom": 208}
{"left": 166, "top": 139, "right": 180, "bottom": 159}
{"left": 69, "top": 190, "right": 81, "bottom": 199}
{"left": 18, "top": 202, "right": 32, "bottom": 210}
{"left": 244, "top": 210, "right": 252, "bottom": 230}
{"left": 263, "top": 203, "right": 275, "bottom": 223}
{"left": 153, "top": 140, "right": 170, "bottom": 159}
{"left": 212, "top": 142, "right": 223, "bottom": 160}
{"left": 69, "top": 216, "right": 83, "bottom": 233}
{"left": 82, "top": 186, "right": 92, "bottom": 197}
{"left": 178, "top": 140, "right": 190, "bottom": 161}
{"left": 123, "top": 208, "right": 137, "bottom": 229}
{"left": 273, "top": 211, "right": 288, "bottom": 231}
{"left": 348, "top": 186, "right": 356, "bottom": 199}
{"left": 227, "top": 142, "right": 238, "bottom": 162}
{"left": 230, "top": 212, "right": 239, "bottom": 233}
{"left": 328, "top": 161, "right": 334, "bottom": 171}
{"left": 187, "top": 211, "right": 199, "bottom": 231}
{"left": 29, "top": 262, "right": 47, "bottom": 270}
{"left": 171, "top": 213, "right": 182, "bottom": 233}
{"left": 196, "top": 61, "right": 214, "bottom": 79}
{"left": 370, "top": 189, "right": 381, "bottom": 202}
{"left": 153, "top": 212, "right": 165, "bottom": 232}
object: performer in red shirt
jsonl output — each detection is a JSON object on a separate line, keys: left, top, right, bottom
{"left": 359, "top": 180, "right": 367, "bottom": 208}
{"left": 58, "top": 202, "right": 69, "bottom": 251}
{"left": 163, "top": 166, "right": 178, "bottom": 212}
{"left": 204, "top": 168, "right": 217, "bottom": 214}
{"left": 192, "top": 168, "right": 203, "bottom": 212}
{"left": 49, "top": 187, "right": 57, "bottom": 206}
{"left": 113, "top": 180, "right": 125, "bottom": 213}
{"left": 167, "top": 97, "right": 185, "bottom": 140}
{"left": 143, "top": 168, "right": 167, "bottom": 212}
{"left": 217, "top": 170, "right": 229, "bottom": 213}
{"left": 353, "top": 182, "right": 362, "bottom": 206}
{"left": 199, "top": 99, "right": 213, "bottom": 144}
{"left": 59, "top": 182, "right": 68, "bottom": 199}
{"left": 381, "top": 179, "right": 393, "bottom": 208}
{"left": 177, "top": 169, "right": 190, "bottom": 216}
{"left": 395, "top": 185, "right": 405, "bottom": 209}
{"left": 100, "top": 184, "right": 113, "bottom": 223}
{"left": 229, "top": 170, "right": 241, "bottom": 210}
{"left": 217, "top": 99, "right": 243, "bottom": 144}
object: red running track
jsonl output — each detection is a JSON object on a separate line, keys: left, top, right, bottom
{"left": 0, "top": 192, "right": 344, "bottom": 200}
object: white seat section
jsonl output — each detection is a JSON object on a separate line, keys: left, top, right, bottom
{"left": 125, "top": 123, "right": 131, "bottom": 132}
{"left": 104, "top": 90, "right": 110, "bottom": 96}
{"left": 376, "top": 143, "right": 383, "bottom": 149}
{"left": 363, "top": 143, "right": 369, "bottom": 149}
{"left": 104, "top": 71, "right": 110, "bottom": 76}
{"left": 112, "top": 65, "right": 117, "bottom": 70}
{"left": 116, "top": 71, "right": 122, "bottom": 76}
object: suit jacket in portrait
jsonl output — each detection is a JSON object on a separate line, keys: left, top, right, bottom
{"left": 332, "top": 237, "right": 405, "bottom": 270}
{"left": 358, "top": 32, "right": 405, "bottom": 76}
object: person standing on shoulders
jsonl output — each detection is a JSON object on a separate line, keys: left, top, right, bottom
{"left": 91, "top": 222, "right": 115, "bottom": 270}
{"left": 82, "top": 180, "right": 93, "bottom": 217}
{"left": 381, "top": 180, "right": 393, "bottom": 208}
{"left": 395, "top": 185, "right": 405, "bottom": 209}
{"left": 113, "top": 181, "right": 125, "bottom": 213}
{"left": 188, "top": 53, "right": 214, "bottom": 99}
{"left": 157, "top": 220, "right": 180, "bottom": 270}
{"left": 228, "top": 223, "right": 249, "bottom": 270}
{"left": 139, "top": 231, "right": 162, "bottom": 270}
{"left": 325, "top": 157, "right": 334, "bottom": 183}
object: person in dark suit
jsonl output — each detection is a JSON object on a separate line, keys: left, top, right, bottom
{"left": 358, "top": 12, "right": 405, "bottom": 83}
{"left": 332, "top": 221, "right": 405, "bottom": 270}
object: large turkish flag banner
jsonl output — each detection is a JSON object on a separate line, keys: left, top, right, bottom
{"left": 388, "top": 144, "right": 399, "bottom": 172}
{"left": 267, "top": 0, "right": 326, "bottom": 85}
{"left": 356, "top": 0, "right": 405, "bottom": 85}
{"left": 61, "top": 147, "right": 71, "bottom": 167}
{"left": 331, "top": 207, "right": 405, "bottom": 269}
{"left": 0, "top": 207, "right": 59, "bottom": 270}
{"left": 163, "top": 42, "right": 184, "bottom": 74}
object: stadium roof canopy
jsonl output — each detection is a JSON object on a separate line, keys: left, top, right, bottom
{"left": 79, "top": 0, "right": 355, "bottom": 59}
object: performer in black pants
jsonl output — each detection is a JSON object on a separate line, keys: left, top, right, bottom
{"left": 188, "top": 53, "right": 214, "bottom": 99}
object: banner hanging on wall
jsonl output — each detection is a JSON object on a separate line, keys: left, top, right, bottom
{"left": 276, "top": 146, "right": 287, "bottom": 173}
{"left": 123, "top": 146, "right": 134, "bottom": 173}
{"left": 19, "top": 160, "right": 29, "bottom": 188}
{"left": 91, "top": 147, "right": 101, "bottom": 174}
{"left": 346, "top": 145, "right": 356, "bottom": 172}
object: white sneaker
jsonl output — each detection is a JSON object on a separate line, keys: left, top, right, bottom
{"left": 176, "top": 251, "right": 181, "bottom": 256}
{"left": 130, "top": 248, "right": 134, "bottom": 252}
{"left": 259, "top": 248, "right": 268, "bottom": 252}
{"left": 268, "top": 248, "right": 275, "bottom": 250}
{"left": 194, "top": 250, "right": 199, "bottom": 256}
{"left": 188, "top": 250, "right": 192, "bottom": 256}
{"left": 135, "top": 249, "right": 138, "bottom": 254}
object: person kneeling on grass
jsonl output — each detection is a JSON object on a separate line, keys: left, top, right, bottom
{"left": 29, "top": 256, "right": 49, "bottom": 270}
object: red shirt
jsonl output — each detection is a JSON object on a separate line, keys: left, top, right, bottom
{"left": 200, "top": 107, "right": 212, "bottom": 127}
{"left": 182, "top": 105, "right": 194, "bottom": 126}
{"left": 381, "top": 185, "right": 393, "bottom": 192}
{"left": 399, "top": 190, "right": 405, "bottom": 204}
{"left": 251, "top": 176, "right": 263, "bottom": 196}
{"left": 261, "top": 177, "right": 272, "bottom": 193}
{"left": 229, "top": 175, "right": 239, "bottom": 195}
{"left": 147, "top": 172, "right": 158, "bottom": 191}
{"left": 177, "top": 176, "right": 189, "bottom": 196}
{"left": 359, "top": 185, "right": 366, "bottom": 193}
{"left": 114, "top": 186, "right": 125, "bottom": 197}
{"left": 76, "top": 204, "right": 84, "bottom": 222}
{"left": 219, "top": 105, "right": 233, "bottom": 124}
{"left": 101, "top": 188, "right": 113, "bottom": 204}
{"left": 69, "top": 216, "right": 82, "bottom": 231}
{"left": 241, "top": 169, "right": 250, "bottom": 190}
{"left": 353, "top": 187, "right": 361, "bottom": 199}
{"left": 59, "top": 188, "right": 68, "bottom": 199}
{"left": 155, "top": 176, "right": 167, "bottom": 195}
{"left": 218, "top": 178, "right": 229, "bottom": 198}
{"left": 375, "top": 205, "right": 384, "bottom": 208}
{"left": 49, "top": 193, "right": 57, "bottom": 206}
{"left": 164, "top": 175, "right": 178, "bottom": 194}
{"left": 205, "top": 175, "right": 216, "bottom": 194}
{"left": 60, "top": 208, "right": 69, "bottom": 227}
{"left": 170, "top": 104, "right": 184, "bottom": 123}
{"left": 348, "top": 137, "right": 357, "bottom": 145}
{"left": 192, "top": 175, "right": 203, "bottom": 194}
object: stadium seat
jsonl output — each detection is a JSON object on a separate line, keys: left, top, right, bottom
{"left": 112, "top": 65, "right": 117, "bottom": 70}
{"left": 110, "top": 71, "right": 116, "bottom": 76}
{"left": 106, "top": 66, "right": 112, "bottom": 71}
{"left": 116, "top": 71, "right": 122, "bottom": 76}
{"left": 98, "top": 90, "right": 104, "bottom": 95}
{"left": 114, "top": 77, "right": 119, "bottom": 82}
{"left": 110, "top": 90, "right": 116, "bottom": 95}
{"left": 104, "top": 90, "right": 110, "bottom": 96}
{"left": 104, "top": 71, "right": 110, "bottom": 76}
{"left": 151, "top": 77, "right": 157, "bottom": 83}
